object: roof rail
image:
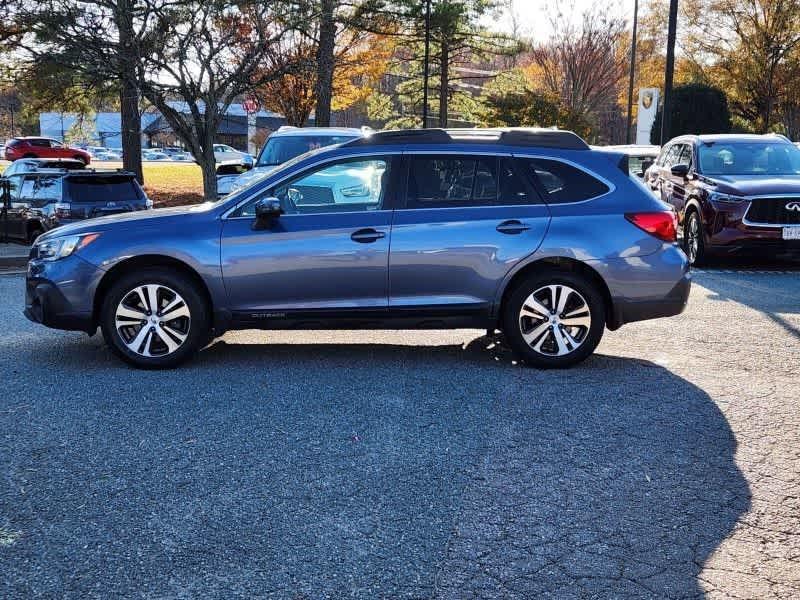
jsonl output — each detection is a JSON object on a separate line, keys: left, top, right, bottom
{"left": 347, "top": 127, "right": 589, "bottom": 150}
{"left": 352, "top": 128, "right": 453, "bottom": 145}
{"left": 498, "top": 128, "right": 589, "bottom": 150}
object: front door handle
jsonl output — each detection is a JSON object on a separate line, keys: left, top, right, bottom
{"left": 351, "top": 228, "right": 386, "bottom": 243}
{"left": 496, "top": 220, "right": 530, "bottom": 234}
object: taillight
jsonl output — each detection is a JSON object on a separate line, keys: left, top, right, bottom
{"left": 54, "top": 202, "right": 72, "bottom": 219}
{"left": 625, "top": 211, "right": 677, "bottom": 242}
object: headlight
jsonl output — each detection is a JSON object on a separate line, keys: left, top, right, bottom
{"left": 709, "top": 191, "right": 745, "bottom": 203}
{"left": 35, "top": 233, "right": 100, "bottom": 262}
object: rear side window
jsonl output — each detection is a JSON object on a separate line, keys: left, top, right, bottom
{"left": 66, "top": 176, "right": 143, "bottom": 203}
{"left": 19, "top": 175, "right": 62, "bottom": 202}
{"left": 522, "top": 159, "right": 609, "bottom": 204}
{"left": 407, "top": 155, "right": 498, "bottom": 207}
{"left": 29, "top": 139, "right": 50, "bottom": 147}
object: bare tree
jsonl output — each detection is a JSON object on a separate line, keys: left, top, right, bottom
{"left": 135, "top": 0, "right": 302, "bottom": 199}
{"left": 530, "top": 9, "right": 627, "bottom": 125}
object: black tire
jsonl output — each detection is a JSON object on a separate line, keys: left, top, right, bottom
{"left": 502, "top": 269, "right": 606, "bottom": 369}
{"left": 682, "top": 210, "right": 705, "bottom": 266}
{"left": 27, "top": 225, "right": 44, "bottom": 244}
{"left": 100, "top": 267, "right": 211, "bottom": 369}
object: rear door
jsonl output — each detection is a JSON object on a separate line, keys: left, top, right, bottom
{"left": 388, "top": 153, "right": 550, "bottom": 315}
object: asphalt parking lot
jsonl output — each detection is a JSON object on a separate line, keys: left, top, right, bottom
{"left": 1, "top": 266, "right": 799, "bottom": 599}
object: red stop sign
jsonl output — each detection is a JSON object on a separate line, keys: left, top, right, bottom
{"left": 242, "top": 97, "right": 260, "bottom": 114}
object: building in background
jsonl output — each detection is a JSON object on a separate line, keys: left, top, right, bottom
{"left": 39, "top": 102, "right": 300, "bottom": 152}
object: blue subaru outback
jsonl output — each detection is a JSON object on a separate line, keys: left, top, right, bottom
{"left": 24, "top": 128, "right": 690, "bottom": 369}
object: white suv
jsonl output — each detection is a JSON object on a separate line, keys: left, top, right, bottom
{"left": 218, "top": 126, "right": 368, "bottom": 197}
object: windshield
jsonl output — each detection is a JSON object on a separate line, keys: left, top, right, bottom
{"left": 698, "top": 141, "right": 800, "bottom": 176}
{"left": 256, "top": 134, "right": 357, "bottom": 167}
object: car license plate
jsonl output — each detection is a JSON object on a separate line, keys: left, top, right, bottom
{"left": 783, "top": 226, "right": 800, "bottom": 240}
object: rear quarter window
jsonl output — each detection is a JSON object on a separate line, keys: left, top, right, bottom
{"left": 522, "top": 158, "right": 610, "bottom": 204}
{"left": 65, "top": 176, "right": 143, "bottom": 203}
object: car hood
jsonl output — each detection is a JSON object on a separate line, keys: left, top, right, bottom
{"left": 36, "top": 204, "right": 214, "bottom": 242}
{"left": 704, "top": 174, "right": 800, "bottom": 196}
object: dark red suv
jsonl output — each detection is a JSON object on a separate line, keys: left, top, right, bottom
{"left": 650, "top": 134, "right": 800, "bottom": 264}
{"left": 3, "top": 137, "right": 91, "bottom": 165}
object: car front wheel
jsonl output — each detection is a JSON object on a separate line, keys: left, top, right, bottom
{"left": 100, "top": 268, "right": 210, "bottom": 369}
{"left": 682, "top": 210, "right": 705, "bottom": 266}
{"left": 502, "top": 270, "right": 606, "bottom": 369}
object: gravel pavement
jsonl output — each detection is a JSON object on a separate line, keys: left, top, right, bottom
{"left": 0, "top": 268, "right": 798, "bottom": 599}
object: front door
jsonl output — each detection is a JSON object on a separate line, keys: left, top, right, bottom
{"left": 389, "top": 154, "right": 550, "bottom": 315}
{"left": 221, "top": 155, "right": 396, "bottom": 317}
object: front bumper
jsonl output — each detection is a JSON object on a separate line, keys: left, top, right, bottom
{"left": 24, "top": 254, "right": 103, "bottom": 334}
{"left": 24, "top": 279, "right": 95, "bottom": 333}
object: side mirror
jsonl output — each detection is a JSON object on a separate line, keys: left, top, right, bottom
{"left": 671, "top": 164, "right": 690, "bottom": 178}
{"left": 253, "top": 197, "right": 282, "bottom": 230}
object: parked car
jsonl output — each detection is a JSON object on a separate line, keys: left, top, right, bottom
{"left": 649, "top": 133, "right": 800, "bottom": 264}
{"left": 2, "top": 157, "right": 86, "bottom": 177}
{"left": 4, "top": 169, "right": 151, "bottom": 243}
{"left": 211, "top": 144, "right": 254, "bottom": 167}
{"left": 216, "top": 161, "right": 255, "bottom": 197}
{"left": 24, "top": 128, "right": 690, "bottom": 369}
{"left": 142, "top": 149, "right": 169, "bottom": 161}
{"left": 4, "top": 137, "right": 91, "bottom": 165}
{"left": 596, "top": 145, "right": 660, "bottom": 179}
{"left": 224, "top": 126, "right": 367, "bottom": 196}
{"left": 89, "top": 147, "right": 122, "bottom": 161}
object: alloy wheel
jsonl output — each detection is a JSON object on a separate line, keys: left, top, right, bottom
{"left": 114, "top": 284, "right": 191, "bottom": 357}
{"left": 686, "top": 215, "right": 699, "bottom": 263}
{"left": 518, "top": 284, "right": 592, "bottom": 357}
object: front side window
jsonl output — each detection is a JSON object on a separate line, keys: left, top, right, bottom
{"left": 675, "top": 144, "right": 693, "bottom": 168}
{"left": 235, "top": 157, "right": 390, "bottom": 217}
{"left": 522, "top": 159, "right": 609, "bottom": 204}
{"left": 407, "top": 156, "right": 498, "bottom": 207}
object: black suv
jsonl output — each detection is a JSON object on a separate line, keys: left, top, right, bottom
{"left": 647, "top": 133, "right": 800, "bottom": 264}
{"left": 1, "top": 169, "right": 152, "bottom": 243}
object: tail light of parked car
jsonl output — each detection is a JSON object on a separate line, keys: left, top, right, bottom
{"left": 54, "top": 202, "right": 72, "bottom": 219}
{"left": 625, "top": 211, "right": 678, "bottom": 243}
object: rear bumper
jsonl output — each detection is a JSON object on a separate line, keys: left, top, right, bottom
{"left": 25, "top": 279, "right": 95, "bottom": 333}
{"left": 595, "top": 244, "right": 692, "bottom": 330}
{"left": 611, "top": 274, "right": 691, "bottom": 328}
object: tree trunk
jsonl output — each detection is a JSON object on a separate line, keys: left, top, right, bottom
{"left": 119, "top": 77, "right": 143, "bottom": 184}
{"left": 200, "top": 127, "right": 218, "bottom": 201}
{"left": 438, "top": 41, "right": 449, "bottom": 128}
{"left": 115, "top": 0, "right": 143, "bottom": 183}
{"left": 314, "top": 0, "right": 336, "bottom": 127}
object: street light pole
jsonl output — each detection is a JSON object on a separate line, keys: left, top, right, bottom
{"left": 625, "top": 0, "right": 639, "bottom": 145}
{"left": 422, "top": 0, "right": 432, "bottom": 129}
{"left": 660, "top": 0, "right": 679, "bottom": 145}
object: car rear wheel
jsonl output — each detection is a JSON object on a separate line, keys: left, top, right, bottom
{"left": 682, "top": 210, "right": 705, "bottom": 266}
{"left": 502, "top": 270, "right": 606, "bottom": 369}
{"left": 100, "top": 268, "right": 210, "bottom": 369}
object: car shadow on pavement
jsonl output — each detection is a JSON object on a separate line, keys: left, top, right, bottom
{"left": 2, "top": 334, "right": 750, "bottom": 598}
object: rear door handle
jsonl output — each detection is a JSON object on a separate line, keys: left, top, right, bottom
{"left": 496, "top": 220, "right": 530, "bottom": 234}
{"left": 351, "top": 228, "right": 386, "bottom": 243}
